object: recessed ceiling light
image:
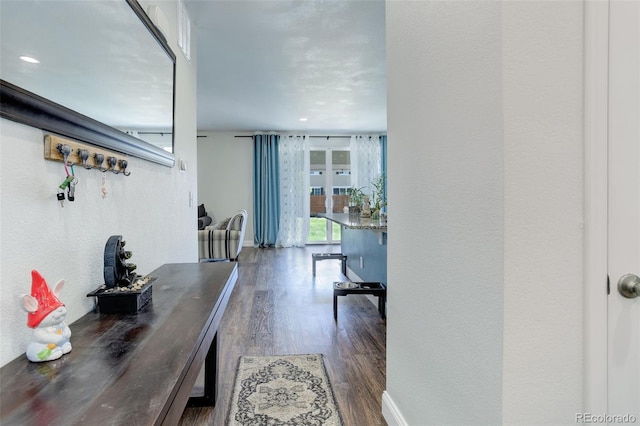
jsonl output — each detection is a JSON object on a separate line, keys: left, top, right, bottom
{"left": 19, "top": 56, "right": 40, "bottom": 64}
{"left": 299, "top": 117, "right": 308, "bottom": 122}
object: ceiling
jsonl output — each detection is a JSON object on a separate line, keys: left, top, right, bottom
{"left": 183, "top": 0, "right": 387, "bottom": 134}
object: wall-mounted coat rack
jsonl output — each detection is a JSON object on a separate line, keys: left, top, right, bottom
{"left": 44, "top": 135, "right": 131, "bottom": 175}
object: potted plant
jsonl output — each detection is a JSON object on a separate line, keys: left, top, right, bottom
{"left": 347, "top": 186, "right": 365, "bottom": 216}
{"left": 371, "top": 174, "right": 386, "bottom": 219}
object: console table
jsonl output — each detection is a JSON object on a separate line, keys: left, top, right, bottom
{"left": 0, "top": 262, "right": 237, "bottom": 425}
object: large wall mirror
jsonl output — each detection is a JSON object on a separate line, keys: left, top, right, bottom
{"left": 0, "top": 0, "right": 176, "bottom": 167}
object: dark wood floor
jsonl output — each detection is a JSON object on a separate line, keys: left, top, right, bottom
{"left": 179, "top": 246, "right": 387, "bottom": 426}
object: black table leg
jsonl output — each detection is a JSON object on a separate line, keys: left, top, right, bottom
{"left": 187, "top": 333, "right": 217, "bottom": 407}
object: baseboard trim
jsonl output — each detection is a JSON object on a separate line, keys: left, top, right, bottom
{"left": 382, "top": 390, "right": 408, "bottom": 426}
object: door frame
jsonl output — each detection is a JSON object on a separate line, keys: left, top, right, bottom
{"left": 584, "top": 0, "right": 609, "bottom": 412}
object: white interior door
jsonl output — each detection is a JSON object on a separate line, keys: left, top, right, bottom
{"left": 608, "top": 0, "right": 640, "bottom": 418}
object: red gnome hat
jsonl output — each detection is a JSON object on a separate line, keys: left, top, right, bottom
{"left": 27, "top": 270, "right": 64, "bottom": 328}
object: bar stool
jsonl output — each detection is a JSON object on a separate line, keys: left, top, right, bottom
{"left": 312, "top": 252, "right": 347, "bottom": 276}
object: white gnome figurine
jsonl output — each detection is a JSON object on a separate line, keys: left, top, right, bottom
{"left": 20, "top": 270, "right": 72, "bottom": 362}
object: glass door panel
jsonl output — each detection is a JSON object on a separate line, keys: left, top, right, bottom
{"left": 310, "top": 150, "right": 326, "bottom": 215}
{"left": 308, "top": 148, "right": 350, "bottom": 244}
{"left": 308, "top": 217, "right": 328, "bottom": 242}
{"left": 309, "top": 149, "right": 328, "bottom": 243}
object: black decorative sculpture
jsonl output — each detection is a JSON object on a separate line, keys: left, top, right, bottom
{"left": 103, "top": 235, "right": 136, "bottom": 288}
{"left": 87, "top": 235, "right": 154, "bottom": 314}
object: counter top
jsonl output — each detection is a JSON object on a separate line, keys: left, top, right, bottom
{"left": 317, "top": 212, "right": 387, "bottom": 231}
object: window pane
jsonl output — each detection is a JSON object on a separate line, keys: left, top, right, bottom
{"left": 308, "top": 217, "right": 328, "bottom": 242}
{"left": 332, "top": 222, "right": 341, "bottom": 240}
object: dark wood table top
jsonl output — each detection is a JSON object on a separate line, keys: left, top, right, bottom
{"left": 0, "top": 262, "right": 238, "bottom": 426}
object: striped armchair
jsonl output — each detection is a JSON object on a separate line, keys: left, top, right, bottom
{"left": 197, "top": 209, "right": 247, "bottom": 261}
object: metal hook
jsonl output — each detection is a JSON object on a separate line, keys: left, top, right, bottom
{"left": 56, "top": 144, "right": 73, "bottom": 164}
{"left": 119, "top": 159, "right": 131, "bottom": 176}
{"left": 77, "top": 149, "right": 93, "bottom": 170}
{"left": 94, "top": 153, "right": 108, "bottom": 172}
{"left": 107, "top": 156, "right": 120, "bottom": 174}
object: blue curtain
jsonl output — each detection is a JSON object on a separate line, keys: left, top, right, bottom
{"left": 380, "top": 135, "right": 387, "bottom": 205}
{"left": 253, "top": 134, "right": 280, "bottom": 247}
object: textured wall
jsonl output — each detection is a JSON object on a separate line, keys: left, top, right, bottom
{"left": 0, "top": 0, "right": 198, "bottom": 367}
{"left": 501, "top": 1, "right": 584, "bottom": 421}
{"left": 385, "top": 1, "right": 585, "bottom": 423}
{"left": 385, "top": 1, "right": 504, "bottom": 423}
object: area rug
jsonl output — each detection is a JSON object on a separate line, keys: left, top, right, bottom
{"left": 227, "top": 354, "right": 343, "bottom": 425}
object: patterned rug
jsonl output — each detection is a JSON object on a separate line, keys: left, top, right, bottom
{"left": 227, "top": 354, "right": 343, "bottom": 425}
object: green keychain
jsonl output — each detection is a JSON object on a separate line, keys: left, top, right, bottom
{"left": 59, "top": 175, "right": 74, "bottom": 190}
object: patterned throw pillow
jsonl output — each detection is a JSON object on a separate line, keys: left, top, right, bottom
{"left": 215, "top": 217, "right": 231, "bottom": 230}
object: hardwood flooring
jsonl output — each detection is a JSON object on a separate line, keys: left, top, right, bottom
{"left": 179, "top": 246, "right": 387, "bottom": 426}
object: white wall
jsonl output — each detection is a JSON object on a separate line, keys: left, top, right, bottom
{"left": 0, "top": 0, "right": 198, "bottom": 367}
{"left": 386, "top": 1, "right": 504, "bottom": 424}
{"left": 197, "top": 131, "right": 254, "bottom": 245}
{"left": 385, "top": 1, "right": 584, "bottom": 424}
{"left": 502, "top": 1, "right": 584, "bottom": 421}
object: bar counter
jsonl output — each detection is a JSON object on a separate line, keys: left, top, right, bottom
{"left": 316, "top": 212, "right": 387, "bottom": 285}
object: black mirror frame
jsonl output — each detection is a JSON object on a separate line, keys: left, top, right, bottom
{"left": 0, "top": 0, "right": 176, "bottom": 167}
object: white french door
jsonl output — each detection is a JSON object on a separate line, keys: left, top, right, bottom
{"left": 308, "top": 147, "right": 350, "bottom": 244}
{"left": 607, "top": 0, "right": 640, "bottom": 417}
